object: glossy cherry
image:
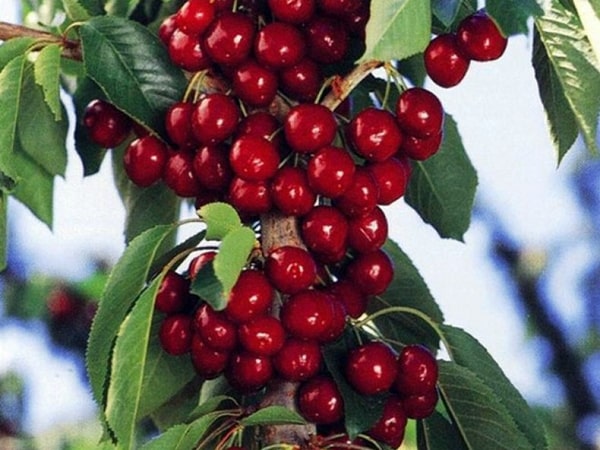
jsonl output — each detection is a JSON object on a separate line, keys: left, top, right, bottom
{"left": 271, "top": 166, "right": 316, "bottom": 216}
{"left": 347, "top": 206, "right": 388, "bottom": 253}
{"left": 457, "top": 10, "right": 508, "bottom": 62}
{"left": 238, "top": 316, "right": 286, "bottom": 356}
{"left": 202, "top": 12, "right": 256, "bottom": 66}
{"left": 226, "top": 351, "right": 274, "bottom": 392}
{"left": 165, "top": 101, "right": 196, "bottom": 149}
{"left": 190, "top": 334, "right": 230, "bottom": 379}
{"left": 232, "top": 59, "right": 278, "bottom": 107}
{"left": 334, "top": 168, "right": 379, "bottom": 217}
{"left": 395, "top": 87, "right": 444, "bottom": 138}
{"left": 345, "top": 341, "right": 398, "bottom": 395}
{"left": 273, "top": 338, "right": 322, "bottom": 381}
{"left": 193, "top": 303, "right": 238, "bottom": 351}
{"left": 346, "top": 249, "right": 394, "bottom": 296}
{"left": 168, "top": 29, "right": 212, "bottom": 72}
{"left": 83, "top": 99, "right": 132, "bottom": 148}
{"left": 235, "top": 111, "right": 281, "bottom": 143}
{"left": 347, "top": 107, "right": 403, "bottom": 162}
{"left": 268, "top": 0, "right": 316, "bottom": 24}
{"left": 297, "top": 375, "right": 344, "bottom": 425}
{"left": 306, "top": 146, "right": 355, "bottom": 198}
{"left": 229, "top": 134, "right": 280, "bottom": 181}
{"left": 400, "top": 129, "right": 443, "bottom": 161}
{"left": 159, "top": 314, "right": 194, "bottom": 355}
{"left": 394, "top": 344, "right": 439, "bottom": 396}
{"left": 123, "top": 135, "right": 168, "bottom": 187}
{"left": 424, "top": 33, "right": 470, "bottom": 88}
{"left": 284, "top": 103, "right": 337, "bottom": 154}
{"left": 158, "top": 14, "right": 178, "bottom": 46}
{"left": 227, "top": 177, "right": 272, "bottom": 216}
{"left": 318, "top": 296, "right": 346, "bottom": 343}
{"left": 163, "top": 150, "right": 202, "bottom": 197}
{"left": 175, "top": 0, "right": 216, "bottom": 36}
{"left": 325, "top": 278, "right": 368, "bottom": 319}
{"left": 367, "top": 395, "right": 408, "bottom": 448}
{"left": 367, "top": 156, "right": 412, "bottom": 205}
{"left": 281, "top": 289, "right": 335, "bottom": 340}
{"left": 401, "top": 389, "right": 439, "bottom": 419}
{"left": 265, "top": 246, "right": 317, "bottom": 294}
{"left": 304, "top": 16, "right": 349, "bottom": 63}
{"left": 254, "top": 22, "right": 306, "bottom": 70}
{"left": 193, "top": 144, "right": 233, "bottom": 191}
{"left": 279, "top": 57, "right": 323, "bottom": 103}
{"left": 317, "top": 0, "right": 361, "bottom": 16}
{"left": 301, "top": 205, "right": 348, "bottom": 258}
{"left": 191, "top": 93, "right": 240, "bottom": 145}
{"left": 225, "top": 269, "right": 274, "bottom": 323}
{"left": 188, "top": 250, "right": 217, "bottom": 279}
{"left": 155, "top": 270, "right": 191, "bottom": 314}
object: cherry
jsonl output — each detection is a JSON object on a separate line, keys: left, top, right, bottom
{"left": 346, "top": 249, "right": 394, "bottom": 296}
{"left": 457, "top": 10, "right": 508, "bottom": 62}
{"left": 343, "top": 1, "right": 370, "bottom": 39}
{"left": 238, "top": 316, "right": 286, "bottom": 356}
{"left": 281, "top": 289, "right": 335, "bottom": 340}
{"left": 284, "top": 103, "right": 337, "bottom": 154}
{"left": 334, "top": 168, "right": 379, "bottom": 217}
{"left": 229, "top": 134, "right": 280, "bottom": 181}
{"left": 123, "top": 135, "right": 168, "bottom": 187}
{"left": 165, "top": 101, "right": 196, "bottom": 149}
{"left": 325, "top": 278, "right": 368, "bottom": 319}
{"left": 306, "top": 146, "right": 355, "bottom": 198}
{"left": 168, "top": 29, "right": 212, "bottom": 72}
{"left": 297, "top": 375, "right": 344, "bottom": 425}
{"left": 158, "top": 14, "right": 178, "bottom": 46}
{"left": 366, "top": 156, "right": 411, "bottom": 206}
{"left": 347, "top": 206, "right": 388, "bottom": 254}
{"left": 46, "top": 287, "right": 82, "bottom": 322}
{"left": 232, "top": 59, "right": 279, "bottom": 107}
{"left": 226, "top": 351, "right": 274, "bottom": 392}
{"left": 163, "top": 150, "right": 202, "bottom": 197}
{"left": 317, "top": 0, "right": 361, "bottom": 16}
{"left": 394, "top": 344, "right": 438, "bottom": 396}
{"left": 301, "top": 205, "right": 348, "bottom": 259}
{"left": 188, "top": 250, "right": 217, "bottom": 279}
{"left": 318, "top": 296, "right": 346, "bottom": 343}
{"left": 227, "top": 177, "right": 272, "bottom": 216}
{"left": 367, "top": 395, "right": 408, "bottom": 448}
{"left": 212, "top": 0, "right": 235, "bottom": 11}
{"left": 193, "top": 144, "right": 233, "bottom": 191}
{"left": 193, "top": 303, "right": 238, "bottom": 351}
{"left": 190, "top": 334, "right": 230, "bottom": 379}
{"left": 155, "top": 270, "right": 191, "bottom": 314}
{"left": 254, "top": 22, "right": 306, "bottom": 70}
{"left": 400, "top": 130, "right": 443, "bottom": 160}
{"left": 424, "top": 33, "right": 470, "bottom": 88}
{"left": 191, "top": 93, "right": 240, "bottom": 145}
{"left": 401, "top": 389, "right": 439, "bottom": 419}
{"left": 268, "top": 0, "right": 316, "bottom": 24}
{"left": 279, "top": 57, "right": 323, "bottom": 103}
{"left": 345, "top": 341, "right": 398, "bottom": 395}
{"left": 225, "top": 269, "right": 274, "bottom": 323}
{"left": 347, "top": 107, "right": 404, "bottom": 162}
{"left": 202, "top": 12, "right": 256, "bottom": 66}
{"left": 265, "top": 246, "right": 317, "bottom": 294}
{"left": 159, "top": 314, "right": 194, "bottom": 355}
{"left": 271, "top": 166, "right": 316, "bottom": 216}
{"left": 304, "top": 16, "right": 349, "bottom": 63}
{"left": 235, "top": 111, "right": 280, "bottom": 143}
{"left": 175, "top": 0, "right": 216, "bottom": 36}
{"left": 273, "top": 338, "right": 322, "bottom": 381}
{"left": 395, "top": 87, "right": 444, "bottom": 138}
{"left": 83, "top": 99, "right": 132, "bottom": 148}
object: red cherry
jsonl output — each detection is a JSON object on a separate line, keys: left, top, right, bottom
{"left": 238, "top": 316, "right": 286, "bottom": 356}
{"left": 334, "top": 168, "right": 379, "bottom": 217}
{"left": 123, "top": 135, "right": 168, "bottom": 187}
{"left": 347, "top": 107, "right": 404, "bottom": 162}
{"left": 232, "top": 59, "right": 279, "bottom": 107}
{"left": 158, "top": 14, "right": 178, "bottom": 46}
{"left": 228, "top": 177, "right": 272, "bottom": 216}
{"left": 346, "top": 249, "right": 394, "bottom": 296}
{"left": 176, "top": 0, "right": 216, "bottom": 36}
{"left": 367, "top": 156, "right": 412, "bottom": 205}
{"left": 281, "top": 290, "right": 335, "bottom": 340}
{"left": 202, "top": 12, "right": 256, "bottom": 66}
{"left": 163, "top": 150, "right": 202, "bottom": 197}
{"left": 168, "top": 29, "right": 212, "bottom": 72}
{"left": 191, "top": 93, "right": 240, "bottom": 145}
{"left": 394, "top": 344, "right": 438, "bottom": 396}
{"left": 347, "top": 206, "right": 388, "bottom": 253}
{"left": 235, "top": 111, "right": 281, "bottom": 143}
{"left": 226, "top": 351, "right": 274, "bottom": 392}
{"left": 190, "top": 334, "right": 230, "bottom": 379}
{"left": 297, "top": 375, "right": 344, "bottom": 425}
{"left": 424, "top": 33, "right": 470, "bottom": 88}
{"left": 254, "top": 22, "right": 306, "bottom": 70}
{"left": 279, "top": 57, "right": 323, "bottom": 103}
{"left": 165, "top": 101, "right": 196, "bottom": 149}
{"left": 318, "top": 296, "right": 346, "bottom": 343}
{"left": 317, "top": 0, "right": 361, "bottom": 16}
{"left": 47, "top": 288, "right": 81, "bottom": 322}
{"left": 456, "top": 10, "right": 508, "bottom": 62}
{"left": 343, "top": 1, "right": 370, "bottom": 39}
{"left": 159, "top": 314, "right": 194, "bottom": 355}
{"left": 188, "top": 250, "right": 217, "bottom": 279}
{"left": 325, "top": 279, "right": 368, "bottom": 319}
{"left": 367, "top": 395, "right": 408, "bottom": 448}
{"left": 273, "top": 338, "right": 322, "bottom": 381}
{"left": 225, "top": 269, "right": 274, "bottom": 323}
{"left": 229, "top": 134, "right": 280, "bottom": 181}
{"left": 401, "top": 389, "right": 439, "bottom": 419}
{"left": 400, "top": 130, "right": 443, "bottom": 161}
{"left": 306, "top": 145, "right": 355, "bottom": 198}
{"left": 83, "top": 99, "right": 132, "bottom": 148}
{"left": 212, "top": 0, "right": 235, "bottom": 11}
{"left": 193, "top": 303, "right": 238, "bottom": 351}
{"left": 301, "top": 205, "right": 348, "bottom": 259}
{"left": 271, "top": 166, "right": 316, "bottom": 216}
{"left": 265, "top": 246, "right": 317, "bottom": 294}
{"left": 193, "top": 144, "right": 233, "bottom": 191}
{"left": 284, "top": 103, "right": 337, "bottom": 154}
{"left": 155, "top": 271, "right": 191, "bottom": 314}
{"left": 345, "top": 341, "right": 398, "bottom": 395}
{"left": 304, "top": 16, "right": 349, "bottom": 63}
{"left": 395, "top": 87, "right": 444, "bottom": 138}
{"left": 268, "top": 0, "right": 316, "bottom": 24}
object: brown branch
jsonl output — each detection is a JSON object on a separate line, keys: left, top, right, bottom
{"left": 0, "top": 21, "right": 82, "bottom": 60}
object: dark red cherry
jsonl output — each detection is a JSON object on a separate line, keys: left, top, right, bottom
{"left": 168, "top": 29, "right": 212, "bottom": 72}
{"left": 347, "top": 206, "right": 388, "bottom": 253}
{"left": 202, "top": 12, "right": 256, "bottom": 66}
{"left": 401, "top": 389, "right": 439, "bottom": 419}
{"left": 306, "top": 146, "right": 355, "bottom": 198}
{"left": 155, "top": 270, "right": 191, "bottom": 314}
{"left": 367, "top": 395, "right": 408, "bottom": 448}
{"left": 175, "top": 0, "right": 216, "bottom": 36}
{"left": 229, "top": 134, "right": 280, "bottom": 181}
{"left": 367, "top": 156, "right": 412, "bottom": 205}
{"left": 238, "top": 316, "right": 286, "bottom": 356}
{"left": 268, "top": 0, "right": 316, "bottom": 24}
{"left": 235, "top": 111, "right": 281, "bottom": 143}
{"left": 424, "top": 33, "right": 470, "bottom": 88}
{"left": 400, "top": 130, "right": 443, "bottom": 161}
{"left": 395, "top": 87, "right": 444, "bottom": 138}
{"left": 254, "top": 22, "right": 306, "bottom": 70}
{"left": 347, "top": 107, "right": 403, "bottom": 162}
{"left": 271, "top": 166, "right": 316, "bottom": 216}
{"left": 281, "top": 290, "right": 335, "bottom": 340}
{"left": 304, "top": 16, "right": 349, "bottom": 63}
{"left": 345, "top": 341, "right": 398, "bottom": 395}
{"left": 163, "top": 150, "right": 202, "bottom": 197}
{"left": 284, "top": 103, "right": 337, "bottom": 154}
{"left": 227, "top": 177, "right": 272, "bottom": 216}
{"left": 83, "top": 99, "right": 132, "bottom": 148}
{"left": 123, "top": 135, "right": 168, "bottom": 187}
{"left": 301, "top": 205, "right": 348, "bottom": 259}
{"left": 193, "top": 303, "right": 238, "bottom": 351}
{"left": 212, "top": 0, "right": 235, "bottom": 11}
{"left": 297, "top": 375, "right": 344, "bottom": 425}
{"left": 343, "top": 1, "right": 370, "bottom": 39}
{"left": 457, "top": 10, "right": 508, "bottom": 62}
{"left": 346, "top": 249, "right": 394, "bottom": 296}
{"left": 394, "top": 344, "right": 439, "bottom": 396}
{"left": 188, "top": 250, "right": 217, "bottom": 279}
{"left": 159, "top": 314, "right": 194, "bottom": 355}
{"left": 158, "top": 14, "right": 178, "bottom": 46}
{"left": 193, "top": 144, "right": 233, "bottom": 191}
{"left": 317, "top": 0, "right": 361, "bottom": 16}
{"left": 279, "top": 57, "right": 322, "bottom": 103}
{"left": 273, "top": 338, "right": 322, "bottom": 381}
{"left": 165, "top": 101, "right": 196, "bottom": 149}
{"left": 232, "top": 59, "right": 278, "bottom": 107}
{"left": 265, "top": 246, "right": 317, "bottom": 294}
{"left": 325, "top": 278, "right": 368, "bottom": 319}
{"left": 225, "top": 269, "right": 274, "bottom": 323}
{"left": 191, "top": 93, "right": 240, "bottom": 145}
{"left": 226, "top": 351, "right": 274, "bottom": 392}
{"left": 318, "top": 296, "right": 346, "bottom": 343}
{"left": 334, "top": 168, "right": 379, "bottom": 217}
{"left": 190, "top": 334, "right": 230, "bottom": 379}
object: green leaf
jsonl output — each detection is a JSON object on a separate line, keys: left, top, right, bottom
{"left": 140, "top": 412, "right": 223, "bottom": 450}
{"left": 486, "top": 0, "right": 543, "bottom": 35}
{"left": 573, "top": 0, "right": 600, "bottom": 65}
{"left": 80, "top": 16, "right": 187, "bottom": 136}
{"left": 241, "top": 406, "right": 307, "bottom": 427}
{"left": 360, "top": 0, "right": 431, "bottom": 62}
{"left": 0, "top": 38, "right": 35, "bottom": 70}
{"left": 0, "top": 55, "right": 26, "bottom": 179}
{"left": 438, "top": 361, "right": 533, "bottom": 450}
{"left": 417, "top": 411, "right": 468, "bottom": 450}
{"left": 533, "top": 0, "right": 600, "bottom": 160}
{"left": 105, "top": 0, "right": 142, "bottom": 17}
{"left": 86, "top": 224, "right": 178, "bottom": 408}
{"left": 33, "top": 44, "right": 62, "bottom": 121}
{"left": 405, "top": 114, "right": 478, "bottom": 241}
{"left": 199, "top": 202, "right": 242, "bottom": 241}
{"left": 0, "top": 192, "right": 7, "bottom": 271}
{"left": 63, "top": 0, "right": 92, "bottom": 20}
{"left": 431, "top": 0, "right": 463, "bottom": 27}
{"left": 187, "top": 395, "right": 238, "bottom": 422}
{"left": 151, "top": 379, "right": 204, "bottom": 432}
{"left": 440, "top": 325, "right": 548, "bottom": 449}
{"left": 105, "top": 277, "right": 160, "bottom": 450}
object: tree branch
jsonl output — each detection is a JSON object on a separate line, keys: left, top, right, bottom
{"left": 0, "top": 21, "right": 82, "bottom": 60}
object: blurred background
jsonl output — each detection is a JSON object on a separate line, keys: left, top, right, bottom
{"left": 1, "top": 1, "right": 599, "bottom": 449}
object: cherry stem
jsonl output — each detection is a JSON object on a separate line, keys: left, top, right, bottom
{"left": 320, "top": 59, "right": 383, "bottom": 111}
{"left": 0, "top": 21, "right": 82, "bottom": 60}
